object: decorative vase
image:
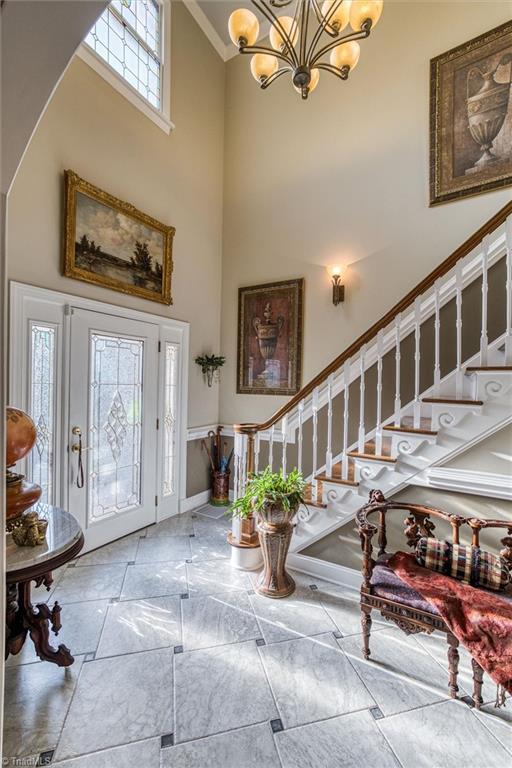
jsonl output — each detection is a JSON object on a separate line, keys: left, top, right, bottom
{"left": 466, "top": 55, "right": 512, "bottom": 175}
{"left": 253, "top": 303, "right": 284, "bottom": 386}
{"left": 255, "top": 500, "right": 298, "bottom": 599}
{"left": 211, "top": 469, "right": 230, "bottom": 506}
{"left": 6, "top": 406, "right": 42, "bottom": 528}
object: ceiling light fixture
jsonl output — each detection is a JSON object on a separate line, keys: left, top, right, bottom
{"left": 228, "top": 0, "right": 383, "bottom": 99}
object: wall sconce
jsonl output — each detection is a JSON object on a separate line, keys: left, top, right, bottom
{"left": 327, "top": 266, "right": 345, "bottom": 305}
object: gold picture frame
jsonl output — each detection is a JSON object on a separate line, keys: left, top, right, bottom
{"left": 63, "top": 170, "right": 175, "bottom": 304}
{"left": 237, "top": 278, "right": 304, "bottom": 396}
{"left": 430, "top": 21, "right": 512, "bottom": 206}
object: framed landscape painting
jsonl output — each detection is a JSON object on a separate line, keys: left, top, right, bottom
{"left": 430, "top": 21, "right": 512, "bottom": 206}
{"left": 237, "top": 278, "right": 304, "bottom": 396}
{"left": 63, "top": 170, "right": 175, "bottom": 304}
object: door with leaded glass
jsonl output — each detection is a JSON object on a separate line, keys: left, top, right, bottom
{"left": 68, "top": 308, "right": 159, "bottom": 552}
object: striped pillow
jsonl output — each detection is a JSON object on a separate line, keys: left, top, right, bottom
{"left": 416, "top": 537, "right": 511, "bottom": 592}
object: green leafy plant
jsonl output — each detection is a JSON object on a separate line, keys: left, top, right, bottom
{"left": 195, "top": 354, "right": 226, "bottom": 387}
{"left": 231, "top": 467, "right": 307, "bottom": 519}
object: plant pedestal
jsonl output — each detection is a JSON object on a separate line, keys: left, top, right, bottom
{"left": 255, "top": 516, "right": 295, "bottom": 599}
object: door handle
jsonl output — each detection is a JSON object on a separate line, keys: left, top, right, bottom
{"left": 71, "top": 426, "right": 85, "bottom": 488}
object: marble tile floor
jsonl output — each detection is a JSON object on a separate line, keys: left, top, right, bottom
{"left": 3, "top": 504, "right": 511, "bottom": 767}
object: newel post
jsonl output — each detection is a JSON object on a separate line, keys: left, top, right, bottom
{"left": 228, "top": 425, "right": 263, "bottom": 571}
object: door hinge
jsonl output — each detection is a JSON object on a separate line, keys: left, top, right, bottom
{"left": 155, "top": 495, "right": 158, "bottom": 507}
{"left": 158, "top": 341, "right": 161, "bottom": 353}
{"left": 156, "top": 418, "right": 160, "bottom": 430}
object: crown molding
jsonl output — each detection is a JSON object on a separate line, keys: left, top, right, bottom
{"left": 183, "top": 1, "right": 271, "bottom": 62}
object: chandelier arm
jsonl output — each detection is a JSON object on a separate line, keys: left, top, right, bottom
{"left": 310, "top": 26, "right": 370, "bottom": 66}
{"left": 310, "top": 0, "right": 339, "bottom": 38}
{"left": 315, "top": 62, "right": 349, "bottom": 80}
{"left": 238, "top": 43, "right": 295, "bottom": 67}
{"left": 250, "top": 0, "right": 300, "bottom": 68}
{"left": 269, "top": 0, "right": 294, "bottom": 7}
{"left": 307, "top": 0, "right": 355, "bottom": 63}
{"left": 260, "top": 66, "right": 293, "bottom": 88}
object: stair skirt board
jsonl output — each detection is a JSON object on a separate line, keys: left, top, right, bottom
{"left": 287, "top": 553, "right": 361, "bottom": 591}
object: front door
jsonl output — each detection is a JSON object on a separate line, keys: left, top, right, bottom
{"left": 68, "top": 308, "right": 159, "bottom": 552}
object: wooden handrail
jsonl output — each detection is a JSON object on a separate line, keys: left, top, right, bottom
{"left": 236, "top": 200, "right": 512, "bottom": 435}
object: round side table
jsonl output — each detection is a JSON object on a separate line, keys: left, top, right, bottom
{"left": 6, "top": 504, "right": 84, "bottom": 667}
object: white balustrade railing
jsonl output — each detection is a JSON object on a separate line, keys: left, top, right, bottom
{"left": 232, "top": 210, "right": 511, "bottom": 507}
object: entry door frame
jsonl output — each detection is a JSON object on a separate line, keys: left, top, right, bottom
{"left": 9, "top": 282, "right": 189, "bottom": 521}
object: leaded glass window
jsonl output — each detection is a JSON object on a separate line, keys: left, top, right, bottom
{"left": 88, "top": 333, "right": 144, "bottom": 521}
{"left": 28, "top": 324, "right": 56, "bottom": 504}
{"left": 85, "top": 0, "right": 162, "bottom": 110}
{"left": 163, "top": 342, "right": 178, "bottom": 496}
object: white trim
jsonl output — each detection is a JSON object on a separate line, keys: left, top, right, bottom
{"left": 410, "top": 467, "right": 512, "bottom": 501}
{"left": 287, "top": 553, "right": 361, "bottom": 590}
{"left": 186, "top": 423, "right": 290, "bottom": 443}
{"left": 77, "top": 0, "right": 174, "bottom": 135}
{"left": 179, "top": 489, "right": 210, "bottom": 513}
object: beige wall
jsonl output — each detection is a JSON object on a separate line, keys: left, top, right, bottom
{"left": 7, "top": 1, "right": 225, "bottom": 428}
{"left": 220, "top": 1, "right": 512, "bottom": 426}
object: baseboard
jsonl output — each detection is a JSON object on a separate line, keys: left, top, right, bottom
{"left": 179, "top": 488, "right": 234, "bottom": 513}
{"left": 287, "top": 553, "right": 361, "bottom": 590}
{"left": 180, "top": 490, "right": 210, "bottom": 513}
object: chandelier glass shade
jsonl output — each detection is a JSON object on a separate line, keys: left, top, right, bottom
{"left": 228, "top": 0, "right": 383, "bottom": 99}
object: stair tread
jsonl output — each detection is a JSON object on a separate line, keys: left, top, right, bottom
{"left": 347, "top": 450, "right": 397, "bottom": 463}
{"left": 315, "top": 473, "right": 359, "bottom": 487}
{"left": 347, "top": 437, "right": 395, "bottom": 463}
{"left": 383, "top": 416, "right": 436, "bottom": 436}
{"left": 422, "top": 397, "right": 483, "bottom": 406}
{"left": 316, "top": 458, "right": 359, "bottom": 486}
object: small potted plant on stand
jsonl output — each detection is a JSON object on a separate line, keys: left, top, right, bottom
{"left": 231, "top": 467, "right": 306, "bottom": 598}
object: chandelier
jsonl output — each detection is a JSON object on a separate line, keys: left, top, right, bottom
{"left": 228, "top": 0, "right": 383, "bottom": 99}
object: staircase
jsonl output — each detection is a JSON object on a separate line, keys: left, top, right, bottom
{"left": 232, "top": 202, "right": 512, "bottom": 583}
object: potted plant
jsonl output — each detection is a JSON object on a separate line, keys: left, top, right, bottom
{"left": 231, "top": 467, "right": 307, "bottom": 598}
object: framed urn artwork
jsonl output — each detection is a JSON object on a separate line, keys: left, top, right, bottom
{"left": 430, "top": 21, "right": 512, "bottom": 206}
{"left": 237, "top": 278, "right": 304, "bottom": 396}
{"left": 63, "top": 170, "right": 175, "bottom": 304}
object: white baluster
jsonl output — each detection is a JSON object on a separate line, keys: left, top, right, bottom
{"left": 358, "top": 345, "right": 366, "bottom": 453}
{"left": 325, "top": 374, "right": 333, "bottom": 476}
{"left": 480, "top": 235, "right": 490, "bottom": 366}
{"left": 455, "top": 261, "right": 463, "bottom": 397}
{"left": 297, "top": 400, "right": 304, "bottom": 474}
{"left": 394, "top": 314, "right": 401, "bottom": 426}
{"left": 342, "top": 360, "right": 350, "bottom": 480}
{"left": 375, "top": 330, "right": 384, "bottom": 455}
{"left": 233, "top": 431, "right": 241, "bottom": 499}
{"left": 434, "top": 279, "right": 441, "bottom": 396}
{"left": 268, "top": 424, "right": 274, "bottom": 471}
{"left": 254, "top": 431, "right": 260, "bottom": 474}
{"left": 413, "top": 296, "right": 422, "bottom": 429}
{"left": 312, "top": 387, "right": 319, "bottom": 500}
{"left": 505, "top": 215, "right": 512, "bottom": 364}
{"left": 281, "top": 416, "right": 287, "bottom": 477}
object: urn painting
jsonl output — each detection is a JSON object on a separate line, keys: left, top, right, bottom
{"left": 430, "top": 22, "right": 512, "bottom": 206}
{"left": 237, "top": 279, "right": 304, "bottom": 395}
{"left": 63, "top": 171, "right": 175, "bottom": 304}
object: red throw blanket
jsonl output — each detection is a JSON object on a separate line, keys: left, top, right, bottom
{"left": 388, "top": 552, "right": 512, "bottom": 696}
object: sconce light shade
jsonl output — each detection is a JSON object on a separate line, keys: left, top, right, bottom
{"left": 327, "top": 265, "right": 345, "bottom": 305}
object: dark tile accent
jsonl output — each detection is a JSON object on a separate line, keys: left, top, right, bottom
{"left": 185, "top": 559, "right": 192, "bottom": 564}
{"left": 110, "top": 597, "right": 119, "bottom": 604}
{"left": 370, "top": 706, "right": 384, "bottom": 720}
{"left": 174, "top": 645, "right": 184, "bottom": 654}
{"left": 38, "top": 750, "right": 54, "bottom": 765}
{"left": 128, "top": 561, "right": 135, "bottom": 565}
{"left": 84, "top": 652, "right": 96, "bottom": 662}
{"left": 189, "top": 534, "right": 196, "bottom": 538}
{"left": 180, "top": 593, "right": 189, "bottom": 600}
{"left": 309, "top": 584, "right": 318, "bottom": 590}
{"left": 270, "top": 719, "right": 284, "bottom": 733}
{"left": 256, "top": 638, "right": 266, "bottom": 647}
{"left": 161, "top": 733, "right": 174, "bottom": 748}
{"left": 247, "top": 589, "right": 255, "bottom": 595}
{"left": 333, "top": 630, "right": 343, "bottom": 639}
{"left": 67, "top": 562, "right": 77, "bottom": 569}
{"left": 461, "top": 695, "right": 475, "bottom": 708}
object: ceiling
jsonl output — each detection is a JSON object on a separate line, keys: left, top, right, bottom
{"left": 193, "top": 0, "right": 269, "bottom": 56}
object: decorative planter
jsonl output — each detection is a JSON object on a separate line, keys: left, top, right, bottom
{"left": 255, "top": 501, "right": 298, "bottom": 599}
{"left": 211, "top": 470, "right": 230, "bottom": 506}
{"left": 228, "top": 514, "right": 263, "bottom": 571}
